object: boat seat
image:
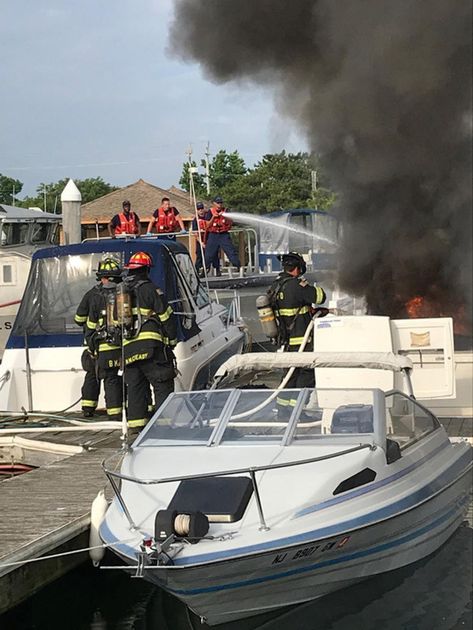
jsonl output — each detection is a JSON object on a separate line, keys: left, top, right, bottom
{"left": 330, "top": 404, "right": 374, "bottom": 434}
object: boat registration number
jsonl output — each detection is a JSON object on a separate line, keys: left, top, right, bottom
{"left": 271, "top": 536, "right": 350, "bottom": 565}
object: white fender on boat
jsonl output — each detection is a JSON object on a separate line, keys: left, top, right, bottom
{"left": 89, "top": 489, "right": 108, "bottom": 567}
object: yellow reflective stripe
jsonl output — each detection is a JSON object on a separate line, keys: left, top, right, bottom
{"left": 86, "top": 319, "right": 97, "bottom": 330}
{"left": 82, "top": 400, "right": 97, "bottom": 407}
{"left": 315, "top": 286, "right": 325, "bottom": 304}
{"left": 127, "top": 418, "right": 146, "bottom": 428}
{"left": 289, "top": 336, "right": 305, "bottom": 346}
{"left": 132, "top": 307, "right": 152, "bottom": 316}
{"left": 277, "top": 306, "right": 310, "bottom": 316}
{"left": 123, "top": 332, "right": 163, "bottom": 345}
{"left": 75, "top": 314, "right": 87, "bottom": 323}
{"left": 158, "top": 306, "right": 173, "bottom": 322}
{"left": 98, "top": 342, "right": 120, "bottom": 352}
{"left": 107, "top": 407, "right": 122, "bottom": 416}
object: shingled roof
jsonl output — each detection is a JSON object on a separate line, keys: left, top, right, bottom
{"left": 80, "top": 179, "right": 200, "bottom": 224}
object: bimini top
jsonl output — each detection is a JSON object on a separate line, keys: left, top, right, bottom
{"left": 8, "top": 237, "right": 196, "bottom": 349}
{"left": 214, "top": 352, "right": 414, "bottom": 380}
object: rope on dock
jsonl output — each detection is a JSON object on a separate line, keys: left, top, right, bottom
{"left": 0, "top": 538, "right": 136, "bottom": 570}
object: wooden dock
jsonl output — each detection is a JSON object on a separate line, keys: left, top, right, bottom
{"left": 0, "top": 417, "right": 471, "bottom": 615}
{"left": 0, "top": 426, "right": 121, "bottom": 614}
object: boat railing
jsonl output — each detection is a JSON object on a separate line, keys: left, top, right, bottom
{"left": 102, "top": 442, "right": 373, "bottom": 532}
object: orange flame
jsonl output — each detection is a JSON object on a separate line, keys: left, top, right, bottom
{"left": 405, "top": 296, "right": 471, "bottom": 337}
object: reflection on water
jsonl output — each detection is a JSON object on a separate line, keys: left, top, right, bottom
{"left": 2, "top": 524, "right": 471, "bottom": 630}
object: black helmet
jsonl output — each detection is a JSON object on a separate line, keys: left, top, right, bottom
{"left": 96, "top": 258, "right": 121, "bottom": 280}
{"left": 279, "top": 252, "right": 306, "bottom": 275}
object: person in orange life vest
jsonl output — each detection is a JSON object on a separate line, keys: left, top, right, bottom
{"left": 147, "top": 197, "right": 185, "bottom": 235}
{"left": 108, "top": 200, "right": 141, "bottom": 238}
{"left": 204, "top": 196, "right": 240, "bottom": 276}
{"left": 191, "top": 202, "right": 210, "bottom": 274}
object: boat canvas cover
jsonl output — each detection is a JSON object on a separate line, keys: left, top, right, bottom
{"left": 214, "top": 352, "right": 413, "bottom": 379}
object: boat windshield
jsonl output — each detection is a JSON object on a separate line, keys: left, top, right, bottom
{"left": 12, "top": 252, "right": 123, "bottom": 336}
{"left": 138, "top": 388, "right": 380, "bottom": 447}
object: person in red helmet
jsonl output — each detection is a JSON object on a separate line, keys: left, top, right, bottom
{"left": 122, "top": 251, "right": 178, "bottom": 429}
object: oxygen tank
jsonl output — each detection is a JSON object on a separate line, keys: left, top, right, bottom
{"left": 115, "top": 283, "right": 133, "bottom": 329}
{"left": 256, "top": 294, "right": 278, "bottom": 340}
{"left": 89, "top": 489, "right": 108, "bottom": 567}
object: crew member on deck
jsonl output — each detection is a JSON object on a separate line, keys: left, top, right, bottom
{"left": 147, "top": 197, "right": 185, "bottom": 235}
{"left": 204, "top": 196, "right": 240, "bottom": 277}
{"left": 268, "top": 252, "right": 327, "bottom": 417}
{"left": 122, "top": 251, "right": 178, "bottom": 429}
{"left": 108, "top": 200, "right": 141, "bottom": 238}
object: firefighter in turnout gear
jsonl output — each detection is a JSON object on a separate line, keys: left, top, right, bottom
{"left": 268, "top": 252, "right": 327, "bottom": 417}
{"left": 122, "top": 251, "right": 178, "bottom": 429}
{"left": 75, "top": 259, "right": 123, "bottom": 419}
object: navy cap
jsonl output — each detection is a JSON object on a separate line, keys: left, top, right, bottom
{"left": 213, "top": 196, "right": 223, "bottom": 203}
{"left": 196, "top": 202, "right": 204, "bottom": 209}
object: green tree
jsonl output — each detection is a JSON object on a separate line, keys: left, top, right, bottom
{"left": 209, "top": 150, "right": 247, "bottom": 193}
{"left": 221, "top": 152, "right": 336, "bottom": 213}
{"left": 0, "top": 174, "right": 23, "bottom": 205}
{"left": 19, "top": 177, "right": 118, "bottom": 213}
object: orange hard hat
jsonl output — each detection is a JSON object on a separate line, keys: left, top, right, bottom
{"left": 125, "top": 251, "right": 153, "bottom": 269}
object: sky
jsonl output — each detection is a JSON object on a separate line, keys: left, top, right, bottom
{"left": 0, "top": 0, "right": 306, "bottom": 198}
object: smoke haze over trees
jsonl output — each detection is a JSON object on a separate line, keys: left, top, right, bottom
{"left": 170, "top": 0, "right": 473, "bottom": 322}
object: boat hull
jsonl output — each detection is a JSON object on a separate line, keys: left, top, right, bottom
{"left": 129, "top": 468, "right": 471, "bottom": 625}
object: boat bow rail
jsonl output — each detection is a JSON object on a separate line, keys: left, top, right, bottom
{"left": 102, "top": 441, "right": 375, "bottom": 533}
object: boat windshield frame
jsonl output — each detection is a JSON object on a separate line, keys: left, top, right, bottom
{"left": 135, "top": 387, "right": 386, "bottom": 449}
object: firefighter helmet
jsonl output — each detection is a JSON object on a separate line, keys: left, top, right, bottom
{"left": 124, "top": 251, "right": 153, "bottom": 269}
{"left": 279, "top": 252, "right": 307, "bottom": 275}
{"left": 96, "top": 258, "right": 121, "bottom": 279}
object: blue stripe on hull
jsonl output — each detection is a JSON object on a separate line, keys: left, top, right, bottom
{"left": 166, "top": 493, "right": 470, "bottom": 596}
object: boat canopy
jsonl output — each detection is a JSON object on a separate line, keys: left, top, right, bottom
{"left": 214, "top": 352, "right": 414, "bottom": 381}
{"left": 258, "top": 208, "right": 339, "bottom": 255}
{"left": 8, "top": 237, "right": 209, "bottom": 348}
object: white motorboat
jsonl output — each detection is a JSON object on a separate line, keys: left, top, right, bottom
{"left": 0, "top": 204, "right": 61, "bottom": 358}
{"left": 99, "top": 316, "right": 472, "bottom": 625}
{"left": 0, "top": 237, "right": 246, "bottom": 413}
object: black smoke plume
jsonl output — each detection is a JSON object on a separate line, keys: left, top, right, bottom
{"left": 170, "top": 0, "right": 472, "bottom": 327}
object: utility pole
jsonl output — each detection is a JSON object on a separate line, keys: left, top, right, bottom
{"left": 311, "top": 169, "right": 318, "bottom": 195}
{"left": 12, "top": 184, "right": 15, "bottom": 206}
{"left": 204, "top": 141, "right": 211, "bottom": 195}
{"left": 186, "top": 145, "right": 193, "bottom": 204}
{"left": 43, "top": 184, "right": 47, "bottom": 212}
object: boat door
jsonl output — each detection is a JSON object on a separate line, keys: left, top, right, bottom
{"left": 391, "top": 317, "right": 455, "bottom": 399}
